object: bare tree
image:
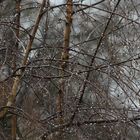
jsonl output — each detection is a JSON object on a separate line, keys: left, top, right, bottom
{"left": 0, "top": 0, "right": 140, "bottom": 140}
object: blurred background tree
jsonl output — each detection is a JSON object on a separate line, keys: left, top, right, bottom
{"left": 0, "top": 0, "right": 140, "bottom": 140}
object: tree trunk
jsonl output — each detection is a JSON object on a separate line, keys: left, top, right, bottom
{"left": 57, "top": 0, "right": 73, "bottom": 139}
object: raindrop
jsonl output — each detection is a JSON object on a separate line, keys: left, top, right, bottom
{"left": 90, "top": 123, "right": 93, "bottom": 126}
{"left": 103, "top": 125, "right": 106, "bottom": 128}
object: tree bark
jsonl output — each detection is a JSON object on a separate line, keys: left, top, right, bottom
{"left": 57, "top": 0, "right": 73, "bottom": 139}
{"left": 0, "top": 1, "right": 46, "bottom": 139}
